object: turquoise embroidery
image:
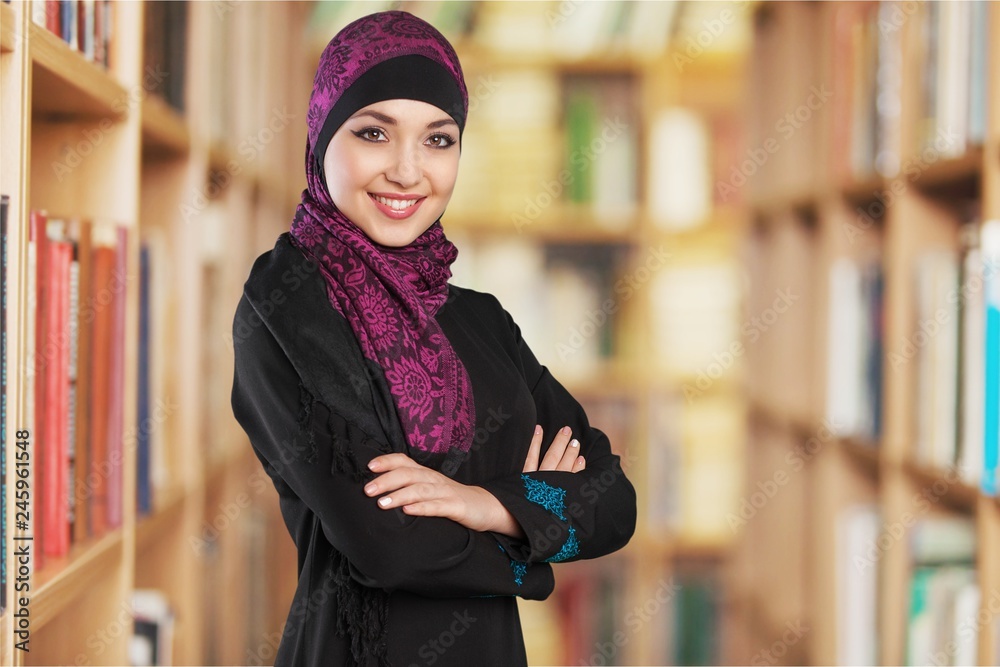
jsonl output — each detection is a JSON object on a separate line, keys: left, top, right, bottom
{"left": 510, "top": 560, "right": 527, "bottom": 586}
{"left": 521, "top": 474, "right": 567, "bottom": 520}
{"left": 545, "top": 525, "right": 580, "bottom": 563}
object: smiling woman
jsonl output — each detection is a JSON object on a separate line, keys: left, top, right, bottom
{"left": 323, "top": 99, "right": 461, "bottom": 247}
{"left": 230, "top": 10, "right": 637, "bottom": 667}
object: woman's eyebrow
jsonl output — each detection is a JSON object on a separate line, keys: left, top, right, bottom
{"left": 351, "top": 110, "right": 398, "bottom": 124}
{"left": 426, "top": 118, "right": 458, "bottom": 129}
{"left": 350, "top": 110, "right": 457, "bottom": 129}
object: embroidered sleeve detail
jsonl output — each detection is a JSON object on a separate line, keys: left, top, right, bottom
{"left": 544, "top": 525, "right": 580, "bottom": 563}
{"left": 498, "top": 543, "right": 527, "bottom": 587}
{"left": 520, "top": 473, "right": 567, "bottom": 521}
{"left": 510, "top": 560, "right": 528, "bottom": 586}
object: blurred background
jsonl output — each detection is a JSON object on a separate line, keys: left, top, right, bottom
{"left": 1, "top": 0, "right": 998, "bottom": 665}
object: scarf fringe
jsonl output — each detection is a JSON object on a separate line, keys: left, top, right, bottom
{"left": 296, "top": 380, "right": 392, "bottom": 667}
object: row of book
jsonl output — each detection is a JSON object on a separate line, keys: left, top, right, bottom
{"left": 29, "top": 0, "right": 113, "bottom": 69}
{"left": 839, "top": 510, "right": 984, "bottom": 666}
{"left": 142, "top": 0, "right": 187, "bottom": 113}
{"left": 824, "top": 219, "right": 1000, "bottom": 494}
{"left": 311, "top": 1, "right": 680, "bottom": 61}
{"left": 912, "top": 220, "right": 1000, "bottom": 491}
{"left": 19, "top": 210, "right": 158, "bottom": 572}
{"left": 831, "top": 0, "right": 990, "bottom": 183}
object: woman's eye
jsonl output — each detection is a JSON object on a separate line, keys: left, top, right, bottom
{"left": 427, "top": 133, "right": 456, "bottom": 149}
{"left": 353, "top": 128, "right": 386, "bottom": 142}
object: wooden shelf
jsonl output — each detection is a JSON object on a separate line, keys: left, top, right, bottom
{"left": 908, "top": 145, "right": 984, "bottom": 197}
{"left": 901, "top": 458, "right": 981, "bottom": 514}
{"left": 837, "top": 435, "right": 881, "bottom": 477}
{"left": 748, "top": 185, "right": 821, "bottom": 219}
{"left": 141, "top": 94, "right": 190, "bottom": 157}
{"left": 1, "top": 1, "right": 16, "bottom": 53}
{"left": 135, "top": 484, "right": 188, "bottom": 553}
{"left": 448, "top": 209, "right": 640, "bottom": 244}
{"left": 838, "top": 172, "right": 889, "bottom": 206}
{"left": 29, "top": 22, "right": 127, "bottom": 119}
{"left": 32, "top": 529, "right": 123, "bottom": 629}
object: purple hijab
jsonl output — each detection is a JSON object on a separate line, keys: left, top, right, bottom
{"left": 289, "top": 11, "right": 475, "bottom": 462}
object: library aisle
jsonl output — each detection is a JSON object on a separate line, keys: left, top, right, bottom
{"left": 0, "top": 1, "right": 998, "bottom": 666}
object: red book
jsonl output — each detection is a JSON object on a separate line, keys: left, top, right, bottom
{"left": 43, "top": 235, "right": 72, "bottom": 557}
{"left": 106, "top": 226, "right": 126, "bottom": 529}
{"left": 29, "top": 212, "right": 48, "bottom": 571}
{"left": 88, "top": 243, "right": 115, "bottom": 537}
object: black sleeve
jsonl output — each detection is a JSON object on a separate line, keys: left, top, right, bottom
{"left": 479, "top": 297, "right": 638, "bottom": 564}
{"left": 231, "top": 296, "right": 554, "bottom": 600}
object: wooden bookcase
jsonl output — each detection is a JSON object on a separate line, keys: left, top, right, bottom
{"left": 735, "top": 2, "right": 1000, "bottom": 666}
{"left": 0, "top": 1, "right": 312, "bottom": 664}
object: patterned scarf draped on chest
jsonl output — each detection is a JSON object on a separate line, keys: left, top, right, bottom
{"left": 289, "top": 11, "right": 475, "bottom": 462}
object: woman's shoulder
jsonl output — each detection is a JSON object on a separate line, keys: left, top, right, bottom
{"left": 242, "top": 232, "right": 325, "bottom": 311}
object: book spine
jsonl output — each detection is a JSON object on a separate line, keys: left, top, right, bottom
{"left": 1, "top": 194, "right": 8, "bottom": 614}
{"left": 137, "top": 245, "right": 150, "bottom": 516}
{"left": 982, "top": 220, "right": 1000, "bottom": 495}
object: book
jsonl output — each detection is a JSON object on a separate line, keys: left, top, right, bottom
{"left": 128, "top": 589, "right": 176, "bottom": 665}
{"left": 957, "top": 223, "right": 984, "bottom": 485}
{"left": 982, "top": 219, "right": 1000, "bottom": 495}
{"left": 648, "top": 107, "right": 711, "bottom": 230}
{"left": 1, "top": 194, "right": 7, "bottom": 614}
{"left": 106, "top": 225, "right": 127, "bottom": 529}
{"left": 137, "top": 244, "right": 151, "bottom": 516}
{"left": 837, "top": 505, "right": 880, "bottom": 665}
{"left": 913, "top": 250, "right": 960, "bottom": 469}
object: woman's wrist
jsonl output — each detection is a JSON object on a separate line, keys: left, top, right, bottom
{"left": 477, "top": 487, "right": 527, "bottom": 540}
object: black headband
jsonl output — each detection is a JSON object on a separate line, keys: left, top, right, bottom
{"left": 314, "top": 54, "right": 466, "bottom": 187}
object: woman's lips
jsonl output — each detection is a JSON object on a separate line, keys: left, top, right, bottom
{"left": 368, "top": 193, "right": 424, "bottom": 220}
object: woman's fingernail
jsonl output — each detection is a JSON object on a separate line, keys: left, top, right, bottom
{"left": 535, "top": 424, "right": 542, "bottom": 435}
{"left": 368, "top": 459, "right": 380, "bottom": 471}
{"left": 561, "top": 426, "right": 571, "bottom": 435}
{"left": 577, "top": 456, "right": 585, "bottom": 464}
{"left": 570, "top": 439, "right": 579, "bottom": 448}
{"left": 364, "top": 483, "right": 377, "bottom": 495}
{"left": 378, "top": 497, "right": 392, "bottom": 507}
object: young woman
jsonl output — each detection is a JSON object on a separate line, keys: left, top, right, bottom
{"left": 231, "top": 10, "right": 637, "bottom": 667}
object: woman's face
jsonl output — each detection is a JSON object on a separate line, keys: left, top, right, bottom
{"left": 324, "top": 98, "right": 461, "bottom": 248}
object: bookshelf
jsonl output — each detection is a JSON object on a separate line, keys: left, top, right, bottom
{"left": 736, "top": 2, "right": 1000, "bottom": 666}
{"left": 0, "top": 1, "right": 311, "bottom": 665}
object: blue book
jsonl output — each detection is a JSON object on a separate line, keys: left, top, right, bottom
{"left": 136, "top": 245, "right": 151, "bottom": 515}
{"left": 982, "top": 220, "right": 1000, "bottom": 496}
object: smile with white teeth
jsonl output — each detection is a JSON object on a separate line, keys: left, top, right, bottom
{"left": 372, "top": 194, "right": 419, "bottom": 210}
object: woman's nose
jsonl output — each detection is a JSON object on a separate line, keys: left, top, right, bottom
{"left": 385, "top": 147, "right": 422, "bottom": 188}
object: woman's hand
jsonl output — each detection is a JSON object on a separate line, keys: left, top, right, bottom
{"left": 364, "top": 454, "right": 511, "bottom": 533}
{"left": 522, "top": 424, "right": 587, "bottom": 473}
